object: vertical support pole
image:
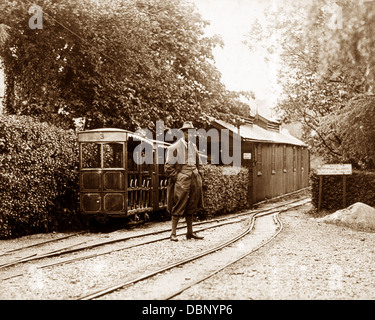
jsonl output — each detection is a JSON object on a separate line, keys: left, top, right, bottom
{"left": 153, "top": 149, "right": 159, "bottom": 211}
{"left": 124, "top": 141, "right": 129, "bottom": 214}
{"left": 342, "top": 175, "right": 347, "bottom": 208}
{"left": 318, "top": 175, "right": 323, "bottom": 211}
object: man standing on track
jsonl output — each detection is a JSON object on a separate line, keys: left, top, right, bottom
{"left": 165, "top": 121, "right": 204, "bottom": 241}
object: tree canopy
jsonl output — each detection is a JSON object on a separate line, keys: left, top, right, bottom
{"left": 246, "top": 0, "right": 375, "bottom": 169}
{"left": 0, "top": 0, "right": 249, "bottom": 131}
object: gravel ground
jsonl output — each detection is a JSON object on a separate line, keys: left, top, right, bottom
{"left": 1, "top": 196, "right": 375, "bottom": 300}
{"left": 102, "top": 213, "right": 278, "bottom": 300}
{"left": 177, "top": 205, "right": 375, "bottom": 300}
{"left": 0, "top": 215, "right": 248, "bottom": 299}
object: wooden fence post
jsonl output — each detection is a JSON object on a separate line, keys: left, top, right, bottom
{"left": 318, "top": 175, "right": 323, "bottom": 211}
{"left": 342, "top": 175, "right": 347, "bottom": 208}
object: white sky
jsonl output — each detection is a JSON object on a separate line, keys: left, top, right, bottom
{"left": 190, "top": 0, "right": 280, "bottom": 116}
{"left": 1, "top": 0, "right": 281, "bottom": 116}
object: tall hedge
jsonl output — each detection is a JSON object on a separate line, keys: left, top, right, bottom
{"left": 200, "top": 165, "right": 249, "bottom": 217}
{"left": 311, "top": 170, "right": 375, "bottom": 211}
{"left": 0, "top": 115, "right": 80, "bottom": 239}
{"left": 0, "top": 115, "right": 250, "bottom": 238}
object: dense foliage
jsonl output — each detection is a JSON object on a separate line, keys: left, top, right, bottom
{"left": 311, "top": 170, "right": 375, "bottom": 211}
{"left": 246, "top": 0, "right": 375, "bottom": 168}
{"left": 0, "top": 0, "right": 249, "bottom": 131}
{"left": 307, "top": 0, "right": 375, "bottom": 94}
{"left": 318, "top": 95, "right": 375, "bottom": 168}
{"left": 0, "top": 114, "right": 79, "bottom": 239}
{"left": 0, "top": 113, "right": 249, "bottom": 238}
{"left": 200, "top": 165, "right": 249, "bottom": 218}
{"left": 304, "top": 0, "right": 375, "bottom": 168}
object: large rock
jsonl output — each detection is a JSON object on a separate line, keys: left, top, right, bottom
{"left": 319, "top": 202, "right": 375, "bottom": 232}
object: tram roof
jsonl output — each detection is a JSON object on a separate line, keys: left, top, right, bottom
{"left": 77, "top": 128, "right": 170, "bottom": 147}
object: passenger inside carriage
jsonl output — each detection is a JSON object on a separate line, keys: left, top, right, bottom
{"left": 103, "top": 143, "right": 123, "bottom": 168}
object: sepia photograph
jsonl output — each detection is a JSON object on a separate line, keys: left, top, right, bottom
{"left": 1, "top": 0, "right": 375, "bottom": 307}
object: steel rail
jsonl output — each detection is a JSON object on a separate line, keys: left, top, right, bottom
{"left": 0, "top": 231, "right": 87, "bottom": 257}
{"left": 1, "top": 216, "right": 250, "bottom": 281}
{"left": 3, "top": 199, "right": 308, "bottom": 280}
{"left": 164, "top": 206, "right": 287, "bottom": 300}
{"left": 2, "top": 199, "right": 309, "bottom": 280}
{"left": 78, "top": 200, "right": 309, "bottom": 300}
{"left": 77, "top": 215, "right": 258, "bottom": 300}
{"left": 0, "top": 198, "right": 309, "bottom": 270}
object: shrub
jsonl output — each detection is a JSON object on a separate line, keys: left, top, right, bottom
{"left": 0, "top": 116, "right": 250, "bottom": 237}
{"left": 0, "top": 115, "right": 80, "bottom": 239}
{"left": 310, "top": 170, "right": 375, "bottom": 211}
{"left": 200, "top": 165, "right": 249, "bottom": 218}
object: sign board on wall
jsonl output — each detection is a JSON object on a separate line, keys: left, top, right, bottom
{"left": 243, "top": 153, "right": 251, "bottom": 160}
{"left": 316, "top": 164, "right": 352, "bottom": 175}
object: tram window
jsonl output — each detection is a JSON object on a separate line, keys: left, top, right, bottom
{"left": 82, "top": 143, "right": 101, "bottom": 168}
{"left": 127, "top": 138, "right": 139, "bottom": 172}
{"left": 127, "top": 151, "right": 137, "bottom": 171}
{"left": 103, "top": 143, "right": 124, "bottom": 168}
{"left": 127, "top": 138, "right": 153, "bottom": 171}
{"left": 141, "top": 151, "right": 154, "bottom": 173}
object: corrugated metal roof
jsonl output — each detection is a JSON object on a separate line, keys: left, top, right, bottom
{"left": 214, "top": 119, "right": 307, "bottom": 147}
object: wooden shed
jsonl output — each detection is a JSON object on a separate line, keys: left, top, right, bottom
{"left": 208, "top": 114, "right": 309, "bottom": 206}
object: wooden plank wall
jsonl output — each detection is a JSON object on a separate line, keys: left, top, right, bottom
{"left": 252, "top": 143, "right": 309, "bottom": 203}
{"left": 204, "top": 127, "right": 310, "bottom": 205}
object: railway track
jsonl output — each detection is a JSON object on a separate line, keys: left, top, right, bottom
{"left": 77, "top": 198, "right": 309, "bottom": 300}
{"left": 0, "top": 197, "right": 308, "bottom": 274}
{"left": 164, "top": 206, "right": 285, "bottom": 300}
{"left": 0, "top": 231, "right": 88, "bottom": 257}
{"left": 1, "top": 187, "right": 310, "bottom": 267}
{"left": 0, "top": 196, "right": 311, "bottom": 300}
{"left": 1, "top": 216, "right": 251, "bottom": 281}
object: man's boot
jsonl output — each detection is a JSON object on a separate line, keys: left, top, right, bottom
{"left": 170, "top": 215, "right": 179, "bottom": 241}
{"left": 185, "top": 215, "right": 204, "bottom": 240}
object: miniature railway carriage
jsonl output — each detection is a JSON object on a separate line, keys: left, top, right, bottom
{"left": 78, "top": 114, "right": 309, "bottom": 224}
{"left": 78, "top": 128, "right": 169, "bottom": 223}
